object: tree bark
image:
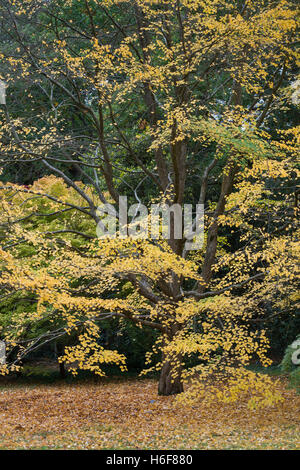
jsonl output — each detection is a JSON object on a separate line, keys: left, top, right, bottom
{"left": 59, "top": 360, "right": 66, "bottom": 379}
{"left": 55, "top": 342, "right": 66, "bottom": 379}
{"left": 158, "top": 353, "right": 184, "bottom": 395}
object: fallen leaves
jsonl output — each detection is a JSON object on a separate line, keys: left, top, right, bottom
{"left": 0, "top": 377, "right": 299, "bottom": 449}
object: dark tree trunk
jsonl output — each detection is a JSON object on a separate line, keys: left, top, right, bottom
{"left": 55, "top": 342, "right": 66, "bottom": 379}
{"left": 158, "top": 354, "right": 184, "bottom": 396}
{"left": 58, "top": 360, "right": 66, "bottom": 379}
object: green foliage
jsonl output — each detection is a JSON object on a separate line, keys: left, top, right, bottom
{"left": 100, "top": 318, "right": 158, "bottom": 373}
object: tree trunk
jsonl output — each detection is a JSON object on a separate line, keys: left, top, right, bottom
{"left": 158, "top": 354, "right": 184, "bottom": 396}
{"left": 58, "top": 360, "right": 66, "bottom": 379}
{"left": 55, "top": 341, "right": 66, "bottom": 379}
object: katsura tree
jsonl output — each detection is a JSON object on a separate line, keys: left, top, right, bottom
{"left": 0, "top": 0, "right": 299, "bottom": 405}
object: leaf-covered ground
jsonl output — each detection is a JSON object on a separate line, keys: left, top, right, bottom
{"left": 0, "top": 378, "right": 299, "bottom": 450}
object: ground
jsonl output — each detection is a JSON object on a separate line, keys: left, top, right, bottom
{"left": 0, "top": 376, "right": 299, "bottom": 450}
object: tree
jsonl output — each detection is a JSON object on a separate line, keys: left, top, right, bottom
{"left": 0, "top": 0, "right": 298, "bottom": 404}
